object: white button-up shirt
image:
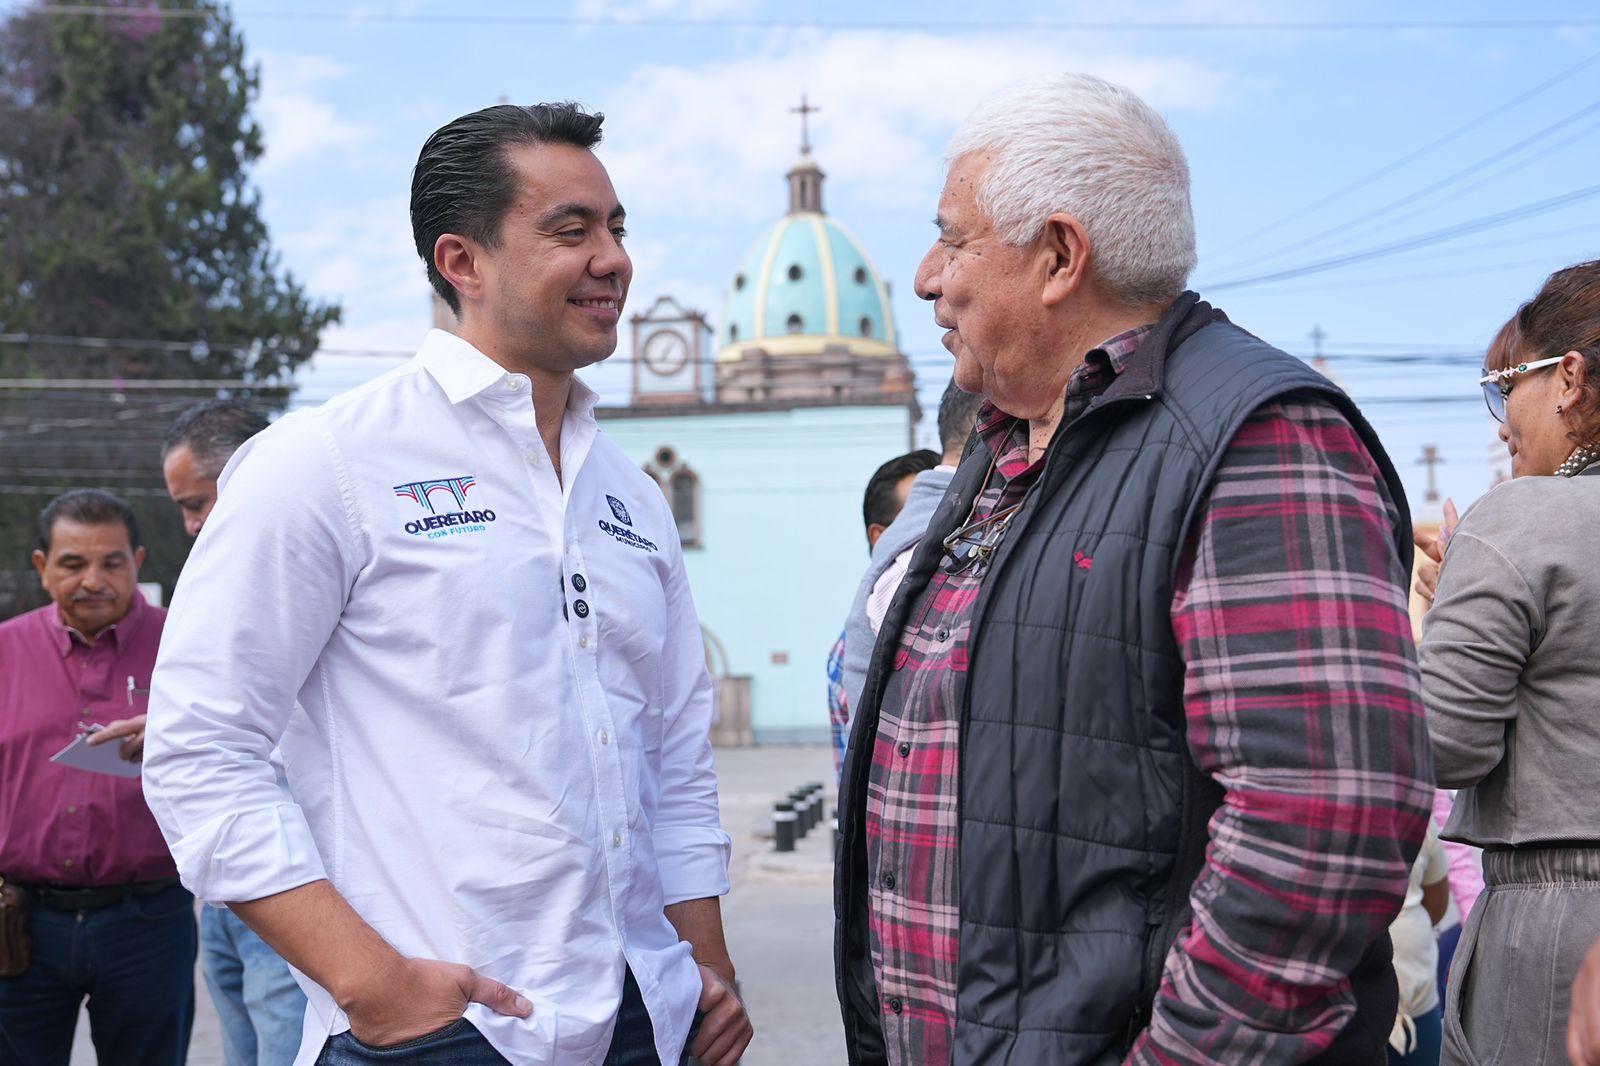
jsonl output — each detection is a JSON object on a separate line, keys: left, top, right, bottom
{"left": 143, "top": 330, "right": 731, "bottom": 1066}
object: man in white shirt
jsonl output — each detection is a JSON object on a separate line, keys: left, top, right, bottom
{"left": 143, "top": 102, "right": 752, "bottom": 1066}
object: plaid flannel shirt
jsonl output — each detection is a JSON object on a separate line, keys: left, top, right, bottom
{"left": 863, "top": 327, "right": 1430, "bottom": 1065}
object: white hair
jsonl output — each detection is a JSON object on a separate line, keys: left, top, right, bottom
{"left": 946, "top": 72, "right": 1197, "bottom": 306}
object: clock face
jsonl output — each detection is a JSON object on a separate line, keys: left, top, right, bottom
{"left": 642, "top": 329, "right": 690, "bottom": 375}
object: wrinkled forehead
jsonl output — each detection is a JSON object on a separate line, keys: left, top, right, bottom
{"left": 505, "top": 142, "right": 623, "bottom": 220}
{"left": 46, "top": 519, "right": 134, "bottom": 559}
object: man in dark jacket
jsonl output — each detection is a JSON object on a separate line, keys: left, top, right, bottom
{"left": 834, "top": 72, "right": 1433, "bottom": 1066}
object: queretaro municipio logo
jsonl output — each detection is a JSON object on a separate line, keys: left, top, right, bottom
{"left": 606, "top": 494, "right": 632, "bottom": 526}
{"left": 393, "top": 475, "right": 496, "bottom": 539}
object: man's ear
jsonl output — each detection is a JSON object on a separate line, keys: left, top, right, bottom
{"left": 1040, "top": 213, "right": 1090, "bottom": 308}
{"left": 31, "top": 548, "right": 47, "bottom": 584}
{"left": 867, "top": 523, "right": 887, "bottom": 550}
{"left": 434, "top": 234, "right": 481, "bottom": 308}
{"left": 132, "top": 546, "right": 147, "bottom": 573}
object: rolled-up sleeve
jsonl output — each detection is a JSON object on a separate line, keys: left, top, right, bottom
{"left": 142, "top": 416, "right": 361, "bottom": 903}
{"left": 651, "top": 535, "right": 732, "bottom": 906}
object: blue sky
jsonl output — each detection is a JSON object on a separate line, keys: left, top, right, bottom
{"left": 207, "top": 0, "right": 1600, "bottom": 516}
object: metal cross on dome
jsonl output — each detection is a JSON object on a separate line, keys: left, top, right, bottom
{"left": 790, "top": 93, "right": 820, "bottom": 154}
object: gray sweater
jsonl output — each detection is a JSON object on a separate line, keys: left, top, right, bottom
{"left": 840, "top": 466, "right": 954, "bottom": 720}
{"left": 1420, "top": 471, "right": 1600, "bottom": 845}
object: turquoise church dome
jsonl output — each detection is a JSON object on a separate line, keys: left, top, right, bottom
{"left": 718, "top": 153, "right": 898, "bottom": 362}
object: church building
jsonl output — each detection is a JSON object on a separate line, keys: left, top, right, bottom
{"left": 597, "top": 124, "right": 920, "bottom": 744}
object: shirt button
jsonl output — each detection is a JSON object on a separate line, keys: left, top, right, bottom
{"left": 897, "top": 742, "right": 910, "bottom": 758}
{"left": 888, "top": 996, "right": 903, "bottom": 1014}
{"left": 571, "top": 574, "right": 587, "bottom": 592}
{"left": 80, "top": 708, "right": 90, "bottom": 717}
{"left": 882, "top": 871, "right": 896, "bottom": 891}
{"left": 574, "top": 600, "right": 590, "bottom": 619}
{"left": 506, "top": 377, "right": 524, "bottom": 391}
{"left": 612, "top": 831, "right": 623, "bottom": 847}
{"left": 66, "top": 806, "right": 78, "bottom": 814}
{"left": 579, "top": 635, "right": 589, "bottom": 649}
{"left": 63, "top": 859, "right": 74, "bottom": 868}
{"left": 524, "top": 449, "right": 540, "bottom": 465}
{"left": 936, "top": 626, "right": 950, "bottom": 641}
{"left": 599, "top": 729, "right": 610, "bottom": 745}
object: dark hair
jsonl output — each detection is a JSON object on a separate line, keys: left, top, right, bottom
{"left": 935, "top": 378, "right": 984, "bottom": 457}
{"left": 37, "top": 489, "right": 141, "bottom": 554}
{"left": 411, "top": 102, "right": 606, "bottom": 315}
{"left": 1505, "top": 260, "right": 1600, "bottom": 449}
{"left": 863, "top": 449, "right": 940, "bottom": 540}
{"left": 163, "top": 399, "right": 269, "bottom": 478}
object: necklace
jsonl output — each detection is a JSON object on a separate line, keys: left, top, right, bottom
{"left": 1557, "top": 446, "right": 1600, "bottom": 478}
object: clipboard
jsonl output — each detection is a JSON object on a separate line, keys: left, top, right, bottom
{"left": 49, "top": 728, "right": 142, "bottom": 779}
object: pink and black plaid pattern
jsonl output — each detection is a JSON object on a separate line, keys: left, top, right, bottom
{"left": 862, "top": 328, "right": 1148, "bottom": 1064}
{"left": 1132, "top": 400, "right": 1431, "bottom": 1065}
{"left": 863, "top": 323, "right": 1429, "bottom": 1065}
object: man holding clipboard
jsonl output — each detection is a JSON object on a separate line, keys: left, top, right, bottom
{"left": 0, "top": 489, "right": 194, "bottom": 1065}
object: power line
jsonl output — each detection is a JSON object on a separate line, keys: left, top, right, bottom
{"left": 1217, "top": 46, "right": 1600, "bottom": 257}
{"left": 1202, "top": 181, "right": 1600, "bottom": 292}
{"left": 16, "top": 7, "right": 1600, "bottom": 32}
{"left": 1216, "top": 94, "right": 1600, "bottom": 274}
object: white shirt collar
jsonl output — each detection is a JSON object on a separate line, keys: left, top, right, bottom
{"left": 416, "top": 329, "right": 601, "bottom": 421}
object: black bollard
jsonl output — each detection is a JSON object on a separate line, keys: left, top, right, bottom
{"left": 773, "top": 801, "right": 798, "bottom": 852}
{"left": 791, "top": 790, "right": 811, "bottom": 837}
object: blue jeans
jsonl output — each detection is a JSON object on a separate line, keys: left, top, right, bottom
{"left": 313, "top": 968, "right": 695, "bottom": 1065}
{"left": 202, "top": 905, "right": 308, "bottom": 1066}
{"left": 314, "top": 1020, "right": 509, "bottom": 1065}
{"left": 0, "top": 882, "right": 196, "bottom": 1066}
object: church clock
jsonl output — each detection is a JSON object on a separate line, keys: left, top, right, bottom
{"left": 630, "top": 296, "right": 714, "bottom": 406}
{"left": 642, "top": 329, "right": 690, "bottom": 376}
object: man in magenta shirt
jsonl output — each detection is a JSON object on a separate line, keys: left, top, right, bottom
{"left": 0, "top": 489, "right": 195, "bottom": 1065}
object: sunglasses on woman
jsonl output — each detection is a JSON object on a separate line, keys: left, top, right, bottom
{"left": 1478, "top": 356, "right": 1566, "bottom": 423}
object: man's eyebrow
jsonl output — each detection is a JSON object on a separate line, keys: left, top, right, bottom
{"left": 536, "top": 202, "right": 627, "bottom": 229}
{"left": 537, "top": 202, "right": 598, "bottom": 228}
{"left": 933, "top": 214, "right": 957, "bottom": 236}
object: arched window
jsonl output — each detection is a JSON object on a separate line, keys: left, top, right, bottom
{"left": 787, "top": 264, "right": 804, "bottom": 282}
{"left": 670, "top": 468, "right": 701, "bottom": 547}
{"left": 859, "top": 315, "right": 874, "bottom": 337}
{"left": 786, "top": 313, "right": 804, "bottom": 334}
{"left": 643, "top": 447, "right": 703, "bottom": 549}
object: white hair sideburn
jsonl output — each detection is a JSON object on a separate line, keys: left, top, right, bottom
{"left": 946, "top": 73, "right": 1197, "bottom": 306}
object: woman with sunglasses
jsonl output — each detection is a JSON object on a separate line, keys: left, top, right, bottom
{"left": 1418, "top": 258, "right": 1600, "bottom": 1066}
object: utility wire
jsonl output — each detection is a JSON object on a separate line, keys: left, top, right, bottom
{"left": 1211, "top": 92, "right": 1600, "bottom": 275}
{"left": 1219, "top": 47, "right": 1600, "bottom": 255}
{"left": 15, "top": 7, "right": 1600, "bottom": 32}
{"left": 1202, "top": 182, "right": 1600, "bottom": 292}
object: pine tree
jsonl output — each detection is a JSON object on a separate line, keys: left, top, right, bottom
{"left": 0, "top": 0, "right": 340, "bottom": 613}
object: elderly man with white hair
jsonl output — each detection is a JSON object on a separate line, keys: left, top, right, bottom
{"left": 833, "top": 73, "right": 1433, "bottom": 1065}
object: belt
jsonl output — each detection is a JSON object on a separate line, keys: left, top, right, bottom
{"left": 18, "top": 877, "right": 182, "bottom": 912}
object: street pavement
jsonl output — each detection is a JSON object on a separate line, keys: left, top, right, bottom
{"left": 68, "top": 744, "right": 845, "bottom": 1065}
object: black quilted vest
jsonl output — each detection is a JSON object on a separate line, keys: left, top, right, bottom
{"left": 835, "top": 293, "right": 1413, "bottom": 1065}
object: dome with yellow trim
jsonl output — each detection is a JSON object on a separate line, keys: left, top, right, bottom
{"left": 718, "top": 153, "right": 898, "bottom": 361}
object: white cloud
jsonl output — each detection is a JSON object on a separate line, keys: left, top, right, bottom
{"left": 595, "top": 30, "right": 1234, "bottom": 224}
{"left": 254, "top": 50, "right": 376, "bottom": 173}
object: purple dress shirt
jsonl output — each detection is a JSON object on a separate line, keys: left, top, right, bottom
{"left": 0, "top": 594, "right": 176, "bottom": 886}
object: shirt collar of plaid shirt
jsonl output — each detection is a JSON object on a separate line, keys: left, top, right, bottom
{"left": 973, "top": 323, "right": 1156, "bottom": 470}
